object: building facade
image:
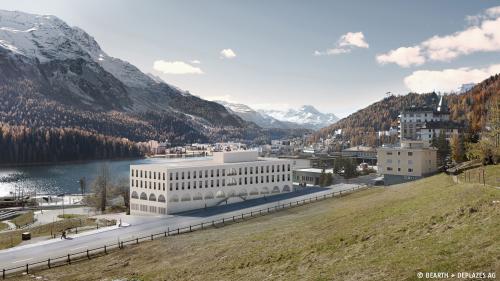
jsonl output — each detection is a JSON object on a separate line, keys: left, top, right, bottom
{"left": 341, "top": 146, "right": 377, "bottom": 165}
{"left": 129, "top": 151, "right": 293, "bottom": 215}
{"left": 377, "top": 141, "right": 438, "bottom": 185}
{"left": 293, "top": 168, "right": 334, "bottom": 186}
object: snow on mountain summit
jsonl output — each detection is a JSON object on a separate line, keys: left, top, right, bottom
{"left": 258, "top": 105, "right": 338, "bottom": 130}
{"left": 0, "top": 10, "right": 158, "bottom": 89}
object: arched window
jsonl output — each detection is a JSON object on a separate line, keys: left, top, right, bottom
{"left": 249, "top": 188, "right": 259, "bottom": 196}
{"left": 204, "top": 192, "right": 214, "bottom": 200}
{"left": 272, "top": 186, "right": 280, "bottom": 194}
{"left": 193, "top": 192, "right": 203, "bottom": 200}
{"left": 215, "top": 190, "right": 226, "bottom": 198}
{"left": 131, "top": 191, "right": 138, "bottom": 199}
{"left": 140, "top": 192, "right": 147, "bottom": 200}
{"left": 261, "top": 187, "right": 269, "bottom": 194}
{"left": 282, "top": 185, "right": 291, "bottom": 192}
{"left": 149, "top": 193, "right": 157, "bottom": 201}
{"left": 181, "top": 193, "right": 191, "bottom": 202}
{"left": 158, "top": 195, "right": 166, "bottom": 202}
{"left": 227, "top": 190, "right": 236, "bottom": 197}
{"left": 238, "top": 189, "right": 248, "bottom": 197}
{"left": 169, "top": 195, "right": 179, "bottom": 202}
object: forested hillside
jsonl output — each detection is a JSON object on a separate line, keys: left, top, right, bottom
{"left": 0, "top": 124, "right": 142, "bottom": 164}
{"left": 314, "top": 74, "right": 500, "bottom": 147}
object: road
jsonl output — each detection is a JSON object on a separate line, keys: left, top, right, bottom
{"left": 0, "top": 183, "right": 362, "bottom": 273}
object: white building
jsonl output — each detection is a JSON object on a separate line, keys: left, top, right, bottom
{"left": 130, "top": 150, "right": 293, "bottom": 215}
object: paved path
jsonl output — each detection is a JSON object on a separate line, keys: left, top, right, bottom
{"left": 0, "top": 183, "right": 362, "bottom": 273}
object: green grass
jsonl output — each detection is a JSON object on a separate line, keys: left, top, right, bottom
{"left": 0, "top": 222, "right": 8, "bottom": 231}
{"left": 57, "top": 214, "right": 84, "bottom": 219}
{"left": 10, "top": 211, "right": 34, "bottom": 228}
{"left": 11, "top": 171, "right": 500, "bottom": 281}
{"left": 458, "top": 164, "right": 500, "bottom": 187}
{"left": 0, "top": 217, "right": 115, "bottom": 250}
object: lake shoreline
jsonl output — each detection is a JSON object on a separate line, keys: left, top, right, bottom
{"left": 0, "top": 156, "right": 146, "bottom": 169}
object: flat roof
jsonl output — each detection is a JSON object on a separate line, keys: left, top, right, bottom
{"left": 131, "top": 157, "right": 290, "bottom": 170}
{"left": 295, "top": 168, "right": 334, "bottom": 174}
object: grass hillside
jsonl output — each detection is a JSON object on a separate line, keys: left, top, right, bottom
{"left": 16, "top": 169, "right": 500, "bottom": 281}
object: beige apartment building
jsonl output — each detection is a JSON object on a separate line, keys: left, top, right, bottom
{"left": 377, "top": 141, "right": 437, "bottom": 185}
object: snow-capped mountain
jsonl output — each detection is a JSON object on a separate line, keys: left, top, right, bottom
{"left": 456, "top": 83, "right": 476, "bottom": 94}
{"left": 258, "top": 105, "right": 339, "bottom": 130}
{"left": 216, "top": 101, "right": 338, "bottom": 130}
{"left": 215, "top": 101, "right": 305, "bottom": 129}
{"left": 0, "top": 10, "right": 254, "bottom": 142}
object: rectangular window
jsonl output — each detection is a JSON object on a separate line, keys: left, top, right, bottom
{"left": 244, "top": 167, "right": 248, "bottom": 175}
{"left": 182, "top": 172, "right": 185, "bottom": 180}
{"left": 386, "top": 152, "right": 393, "bottom": 155}
{"left": 170, "top": 183, "right": 173, "bottom": 191}
{"left": 287, "top": 164, "right": 290, "bottom": 171}
{"left": 187, "top": 182, "right": 191, "bottom": 189}
{"left": 169, "top": 173, "right": 173, "bottom": 180}
{"left": 408, "top": 168, "right": 413, "bottom": 172}
{"left": 408, "top": 152, "right": 413, "bottom": 156}
{"left": 187, "top": 171, "right": 190, "bottom": 179}
{"left": 387, "top": 167, "right": 393, "bottom": 171}
{"left": 222, "top": 169, "right": 225, "bottom": 176}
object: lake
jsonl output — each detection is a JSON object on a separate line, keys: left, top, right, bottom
{"left": 0, "top": 156, "right": 209, "bottom": 197}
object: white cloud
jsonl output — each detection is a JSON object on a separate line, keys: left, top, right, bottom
{"left": 314, "top": 48, "right": 351, "bottom": 56}
{"left": 338, "top": 32, "right": 369, "bottom": 48}
{"left": 314, "top": 31, "right": 368, "bottom": 56}
{"left": 378, "top": 5, "right": 500, "bottom": 67}
{"left": 220, "top": 48, "right": 237, "bottom": 59}
{"left": 376, "top": 46, "right": 425, "bottom": 68}
{"left": 191, "top": 59, "right": 201, "bottom": 64}
{"left": 404, "top": 63, "right": 500, "bottom": 93}
{"left": 153, "top": 60, "right": 203, "bottom": 74}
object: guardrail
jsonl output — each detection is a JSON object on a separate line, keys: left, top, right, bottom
{"left": 1, "top": 184, "right": 367, "bottom": 279}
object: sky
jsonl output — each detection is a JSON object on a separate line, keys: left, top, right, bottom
{"left": 1, "top": 0, "right": 499, "bottom": 117}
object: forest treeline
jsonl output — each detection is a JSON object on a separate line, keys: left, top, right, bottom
{"left": 0, "top": 123, "right": 143, "bottom": 164}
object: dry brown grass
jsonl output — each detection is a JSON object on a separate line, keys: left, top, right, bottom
{"left": 12, "top": 170, "right": 500, "bottom": 281}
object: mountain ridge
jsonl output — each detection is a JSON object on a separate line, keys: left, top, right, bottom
{"left": 0, "top": 9, "right": 265, "bottom": 148}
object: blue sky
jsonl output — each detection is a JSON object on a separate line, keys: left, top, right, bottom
{"left": 1, "top": 0, "right": 499, "bottom": 117}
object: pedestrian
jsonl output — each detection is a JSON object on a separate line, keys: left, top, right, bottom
{"left": 61, "top": 230, "right": 66, "bottom": 239}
